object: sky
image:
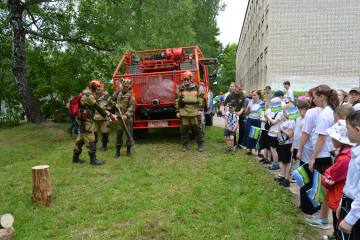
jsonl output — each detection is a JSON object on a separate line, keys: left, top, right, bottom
{"left": 216, "top": 0, "right": 248, "bottom": 46}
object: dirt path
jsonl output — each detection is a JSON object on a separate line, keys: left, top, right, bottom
{"left": 211, "top": 115, "right": 333, "bottom": 239}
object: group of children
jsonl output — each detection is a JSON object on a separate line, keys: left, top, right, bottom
{"left": 223, "top": 84, "right": 360, "bottom": 239}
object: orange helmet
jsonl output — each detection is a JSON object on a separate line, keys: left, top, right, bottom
{"left": 97, "top": 83, "right": 104, "bottom": 89}
{"left": 89, "top": 79, "right": 102, "bottom": 89}
{"left": 183, "top": 71, "right": 193, "bottom": 79}
{"left": 122, "top": 78, "right": 132, "bottom": 86}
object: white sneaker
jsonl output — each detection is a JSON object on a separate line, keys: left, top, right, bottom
{"left": 308, "top": 218, "right": 330, "bottom": 230}
{"left": 290, "top": 177, "right": 297, "bottom": 183}
{"left": 304, "top": 211, "right": 320, "bottom": 222}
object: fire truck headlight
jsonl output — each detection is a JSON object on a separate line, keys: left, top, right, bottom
{"left": 152, "top": 98, "right": 160, "bottom": 106}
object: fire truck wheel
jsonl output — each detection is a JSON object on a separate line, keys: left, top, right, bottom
{"left": 205, "top": 114, "right": 213, "bottom": 126}
{"left": 133, "top": 129, "right": 149, "bottom": 139}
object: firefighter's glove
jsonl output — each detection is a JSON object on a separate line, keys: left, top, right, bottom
{"left": 110, "top": 114, "right": 117, "bottom": 121}
{"left": 106, "top": 114, "right": 117, "bottom": 122}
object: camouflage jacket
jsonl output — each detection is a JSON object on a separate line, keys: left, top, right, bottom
{"left": 80, "top": 87, "right": 109, "bottom": 119}
{"left": 94, "top": 90, "right": 112, "bottom": 121}
{"left": 175, "top": 83, "right": 203, "bottom": 117}
{"left": 115, "top": 90, "right": 135, "bottom": 118}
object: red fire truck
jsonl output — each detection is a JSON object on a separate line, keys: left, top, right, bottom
{"left": 112, "top": 46, "right": 217, "bottom": 138}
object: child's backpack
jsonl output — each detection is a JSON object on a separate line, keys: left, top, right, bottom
{"left": 68, "top": 93, "right": 83, "bottom": 116}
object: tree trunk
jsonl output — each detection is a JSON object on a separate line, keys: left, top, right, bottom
{"left": 0, "top": 227, "right": 15, "bottom": 240}
{"left": 0, "top": 214, "right": 14, "bottom": 230}
{"left": 31, "top": 165, "right": 53, "bottom": 207}
{"left": 8, "top": 0, "right": 45, "bottom": 124}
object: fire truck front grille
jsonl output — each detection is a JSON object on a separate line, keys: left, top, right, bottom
{"left": 134, "top": 75, "right": 175, "bottom": 104}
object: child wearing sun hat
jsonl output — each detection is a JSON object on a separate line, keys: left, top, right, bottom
{"left": 319, "top": 120, "right": 355, "bottom": 239}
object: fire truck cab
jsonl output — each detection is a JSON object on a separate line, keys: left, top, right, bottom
{"left": 113, "top": 46, "right": 217, "bottom": 138}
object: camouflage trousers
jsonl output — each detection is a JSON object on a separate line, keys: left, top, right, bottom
{"left": 93, "top": 120, "right": 110, "bottom": 145}
{"left": 93, "top": 120, "right": 110, "bottom": 134}
{"left": 74, "top": 119, "right": 96, "bottom": 154}
{"left": 116, "top": 117, "right": 133, "bottom": 147}
{"left": 180, "top": 117, "right": 204, "bottom": 146}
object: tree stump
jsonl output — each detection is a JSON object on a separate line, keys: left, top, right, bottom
{"left": 31, "top": 165, "right": 53, "bottom": 206}
{"left": 0, "top": 214, "right": 13, "bottom": 229}
{"left": 0, "top": 227, "right": 15, "bottom": 240}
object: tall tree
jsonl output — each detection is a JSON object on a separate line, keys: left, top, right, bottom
{"left": 8, "top": 0, "right": 45, "bottom": 123}
{"left": 218, "top": 43, "right": 237, "bottom": 86}
{"left": 6, "top": 0, "right": 113, "bottom": 123}
{"left": 191, "top": 0, "right": 224, "bottom": 58}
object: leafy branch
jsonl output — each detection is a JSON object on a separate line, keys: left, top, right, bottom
{"left": 22, "top": 0, "right": 57, "bottom": 8}
{"left": 25, "top": 29, "right": 113, "bottom": 52}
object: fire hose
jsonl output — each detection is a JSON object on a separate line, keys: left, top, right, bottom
{"left": 117, "top": 107, "right": 134, "bottom": 145}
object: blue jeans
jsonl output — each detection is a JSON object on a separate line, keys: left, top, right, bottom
{"left": 243, "top": 117, "right": 263, "bottom": 150}
{"left": 69, "top": 115, "right": 79, "bottom": 135}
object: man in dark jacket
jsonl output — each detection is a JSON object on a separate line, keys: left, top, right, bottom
{"left": 221, "top": 83, "right": 246, "bottom": 149}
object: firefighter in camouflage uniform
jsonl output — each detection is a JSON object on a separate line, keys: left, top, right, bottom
{"left": 114, "top": 78, "right": 135, "bottom": 157}
{"left": 93, "top": 83, "right": 112, "bottom": 151}
{"left": 72, "top": 79, "right": 117, "bottom": 165}
{"left": 175, "top": 71, "right": 204, "bottom": 152}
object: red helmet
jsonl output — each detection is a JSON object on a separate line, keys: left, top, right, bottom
{"left": 89, "top": 79, "right": 102, "bottom": 89}
{"left": 183, "top": 71, "right": 193, "bottom": 79}
{"left": 122, "top": 78, "right": 132, "bottom": 86}
{"left": 97, "top": 83, "right": 104, "bottom": 89}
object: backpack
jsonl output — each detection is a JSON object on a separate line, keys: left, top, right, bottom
{"left": 265, "top": 111, "right": 279, "bottom": 129}
{"left": 277, "top": 131, "right": 289, "bottom": 145}
{"left": 69, "top": 93, "right": 83, "bottom": 116}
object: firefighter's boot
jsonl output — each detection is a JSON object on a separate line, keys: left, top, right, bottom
{"left": 72, "top": 152, "right": 86, "bottom": 163}
{"left": 101, "top": 133, "right": 109, "bottom": 151}
{"left": 102, "top": 142, "right": 107, "bottom": 151}
{"left": 94, "top": 132, "right": 98, "bottom": 148}
{"left": 127, "top": 146, "right": 132, "bottom": 157}
{"left": 198, "top": 143, "right": 203, "bottom": 152}
{"left": 114, "top": 146, "right": 121, "bottom": 158}
{"left": 182, "top": 145, "right": 188, "bottom": 152}
{"left": 89, "top": 153, "right": 105, "bottom": 165}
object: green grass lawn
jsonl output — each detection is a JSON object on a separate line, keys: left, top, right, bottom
{"left": 0, "top": 123, "right": 320, "bottom": 239}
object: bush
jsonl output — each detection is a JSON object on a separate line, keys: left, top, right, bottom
{"left": 0, "top": 109, "right": 21, "bottom": 128}
{"left": 294, "top": 91, "right": 308, "bottom": 98}
{"left": 40, "top": 100, "right": 68, "bottom": 122}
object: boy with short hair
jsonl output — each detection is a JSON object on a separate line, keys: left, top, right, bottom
{"left": 283, "top": 81, "right": 294, "bottom": 103}
{"left": 275, "top": 103, "right": 295, "bottom": 187}
{"left": 264, "top": 86, "right": 273, "bottom": 97}
{"left": 266, "top": 97, "right": 284, "bottom": 170}
{"left": 336, "top": 111, "right": 360, "bottom": 238}
{"left": 224, "top": 102, "right": 239, "bottom": 154}
{"left": 291, "top": 100, "right": 310, "bottom": 166}
{"left": 334, "top": 104, "right": 355, "bottom": 123}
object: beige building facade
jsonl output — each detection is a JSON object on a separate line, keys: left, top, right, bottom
{"left": 236, "top": 0, "right": 360, "bottom": 92}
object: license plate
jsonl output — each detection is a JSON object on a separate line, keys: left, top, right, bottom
{"left": 148, "top": 121, "right": 168, "bottom": 127}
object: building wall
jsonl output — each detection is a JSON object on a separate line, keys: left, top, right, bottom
{"left": 236, "top": 0, "right": 360, "bottom": 92}
{"left": 237, "top": 0, "right": 270, "bottom": 91}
